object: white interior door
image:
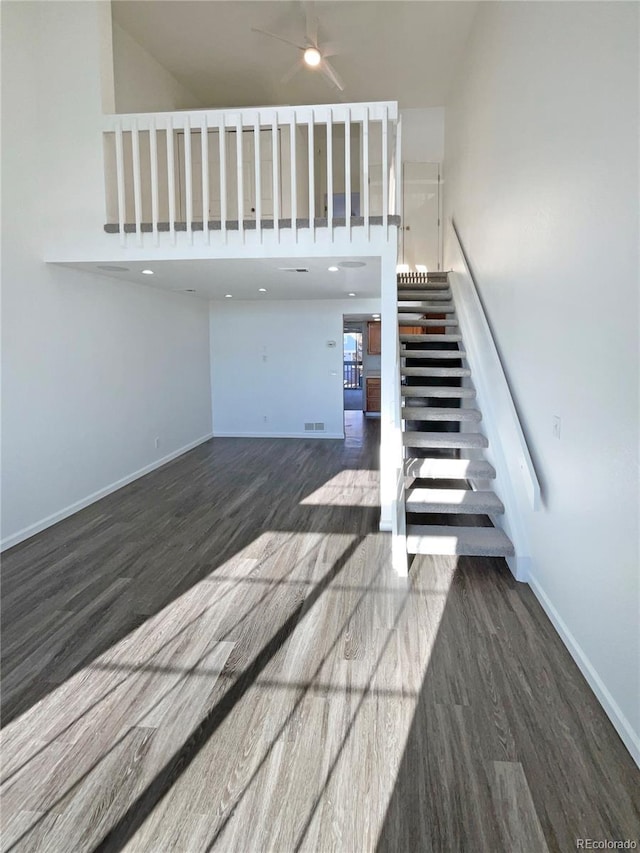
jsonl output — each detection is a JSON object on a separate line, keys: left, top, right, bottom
{"left": 402, "top": 162, "right": 440, "bottom": 271}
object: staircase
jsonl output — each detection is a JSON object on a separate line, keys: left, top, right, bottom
{"left": 397, "top": 271, "right": 514, "bottom": 559}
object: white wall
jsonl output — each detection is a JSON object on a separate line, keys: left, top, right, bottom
{"left": 1, "top": 2, "right": 213, "bottom": 548}
{"left": 444, "top": 2, "right": 639, "bottom": 761}
{"left": 400, "top": 107, "right": 445, "bottom": 163}
{"left": 210, "top": 299, "right": 381, "bottom": 438}
{"left": 112, "top": 20, "right": 202, "bottom": 113}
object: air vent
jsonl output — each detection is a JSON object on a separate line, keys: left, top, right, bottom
{"left": 97, "top": 264, "right": 130, "bottom": 272}
{"left": 314, "top": 422, "right": 325, "bottom": 431}
{"left": 279, "top": 267, "right": 309, "bottom": 273}
{"left": 304, "top": 422, "right": 315, "bottom": 431}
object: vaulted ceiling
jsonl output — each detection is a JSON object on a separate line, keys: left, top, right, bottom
{"left": 112, "top": 0, "right": 478, "bottom": 109}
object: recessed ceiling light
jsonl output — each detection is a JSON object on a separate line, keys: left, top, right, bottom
{"left": 225, "top": 294, "right": 232, "bottom": 298}
{"left": 373, "top": 314, "right": 380, "bottom": 318}
{"left": 184, "top": 289, "right": 196, "bottom": 293}
{"left": 258, "top": 287, "right": 267, "bottom": 292}
{"left": 339, "top": 261, "right": 366, "bottom": 269}
{"left": 328, "top": 266, "right": 339, "bottom": 272}
{"left": 97, "top": 264, "right": 129, "bottom": 272}
{"left": 348, "top": 292, "right": 356, "bottom": 297}
{"left": 141, "top": 269, "right": 154, "bottom": 275}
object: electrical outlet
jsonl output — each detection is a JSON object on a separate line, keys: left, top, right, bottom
{"left": 552, "top": 416, "right": 561, "bottom": 439}
{"left": 263, "top": 415, "right": 268, "bottom": 423}
{"left": 154, "top": 436, "right": 160, "bottom": 449}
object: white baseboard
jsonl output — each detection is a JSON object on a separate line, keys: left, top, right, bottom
{"left": 1, "top": 433, "right": 213, "bottom": 552}
{"left": 213, "top": 431, "right": 344, "bottom": 439}
{"left": 529, "top": 574, "right": 640, "bottom": 768}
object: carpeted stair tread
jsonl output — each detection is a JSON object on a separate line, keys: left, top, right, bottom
{"left": 406, "top": 525, "right": 514, "bottom": 556}
{"left": 399, "top": 334, "right": 462, "bottom": 343}
{"left": 399, "top": 318, "right": 459, "bottom": 327}
{"left": 403, "top": 431, "right": 488, "bottom": 449}
{"left": 401, "top": 366, "right": 471, "bottom": 377}
{"left": 401, "top": 385, "right": 476, "bottom": 398}
{"left": 398, "top": 289, "right": 451, "bottom": 300}
{"left": 398, "top": 303, "right": 456, "bottom": 313}
{"left": 406, "top": 487, "right": 504, "bottom": 514}
{"left": 404, "top": 458, "right": 496, "bottom": 480}
{"left": 401, "top": 349, "right": 467, "bottom": 359}
{"left": 401, "top": 406, "right": 482, "bottom": 422}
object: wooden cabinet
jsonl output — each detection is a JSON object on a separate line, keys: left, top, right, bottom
{"left": 366, "top": 377, "right": 381, "bottom": 413}
{"left": 367, "top": 321, "right": 381, "bottom": 355}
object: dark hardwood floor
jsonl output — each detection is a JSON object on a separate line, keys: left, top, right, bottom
{"left": 1, "top": 412, "right": 638, "bottom": 852}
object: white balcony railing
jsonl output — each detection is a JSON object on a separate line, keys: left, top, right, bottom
{"left": 103, "top": 101, "right": 401, "bottom": 245}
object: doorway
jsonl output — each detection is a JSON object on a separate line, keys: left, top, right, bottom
{"left": 343, "top": 326, "right": 363, "bottom": 411}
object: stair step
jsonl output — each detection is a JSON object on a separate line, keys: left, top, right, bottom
{"left": 406, "top": 525, "right": 514, "bottom": 556}
{"left": 401, "top": 349, "right": 467, "bottom": 360}
{"left": 401, "top": 366, "right": 471, "bottom": 377}
{"left": 399, "top": 334, "right": 462, "bottom": 343}
{"left": 397, "top": 279, "right": 448, "bottom": 289}
{"left": 402, "top": 406, "right": 482, "bottom": 422}
{"left": 398, "top": 289, "right": 450, "bottom": 300}
{"left": 401, "top": 385, "right": 476, "bottom": 399}
{"left": 405, "top": 457, "right": 496, "bottom": 480}
{"left": 398, "top": 303, "right": 456, "bottom": 314}
{"left": 400, "top": 318, "right": 459, "bottom": 327}
{"left": 403, "top": 431, "right": 488, "bottom": 449}
{"left": 406, "top": 488, "right": 504, "bottom": 514}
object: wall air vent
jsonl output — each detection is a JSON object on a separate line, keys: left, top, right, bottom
{"left": 278, "top": 267, "right": 309, "bottom": 273}
{"left": 304, "top": 423, "right": 315, "bottom": 431}
{"left": 314, "top": 422, "right": 325, "bottom": 431}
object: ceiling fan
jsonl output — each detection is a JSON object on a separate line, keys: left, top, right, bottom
{"left": 251, "top": 6, "right": 344, "bottom": 92}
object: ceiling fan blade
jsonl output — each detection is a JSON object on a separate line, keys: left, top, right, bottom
{"left": 320, "top": 41, "right": 341, "bottom": 58}
{"left": 320, "top": 57, "right": 345, "bottom": 92}
{"left": 250, "top": 27, "right": 305, "bottom": 51}
{"left": 305, "top": 12, "right": 319, "bottom": 48}
{"left": 281, "top": 60, "right": 302, "bottom": 85}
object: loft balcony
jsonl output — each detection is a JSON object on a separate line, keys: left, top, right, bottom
{"left": 99, "top": 100, "right": 401, "bottom": 258}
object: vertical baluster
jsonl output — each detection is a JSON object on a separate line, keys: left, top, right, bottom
{"left": 219, "top": 118, "right": 227, "bottom": 242}
{"left": 115, "top": 119, "right": 126, "bottom": 246}
{"left": 166, "top": 115, "right": 176, "bottom": 244}
{"left": 254, "top": 114, "right": 262, "bottom": 242}
{"left": 201, "top": 114, "right": 210, "bottom": 244}
{"left": 132, "top": 118, "right": 142, "bottom": 245}
{"left": 327, "top": 108, "right": 333, "bottom": 233}
{"left": 308, "top": 111, "right": 315, "bottom": 237}
{"left": 150, "top": 117, "right": 159, "bottom": 245}
{"left": 382, "top": 105, "right": 388, "bottom": 237}
{"left": 236, "top": 115, "right": 244, "bottom": 241}
{"left": 345, "top": 107, "right": 351, "bottom": 240}
{"left": 184, "top": 115, "right": 193, "bottom": 242}
{"left": 290, "top": 117, "right": 297, "bottom": 240}
{"left": 272, "top": 116, "right": 279, "bottom": 243}
{"left": 363, "top": 107, "right": 370, "bottom": 240}
{"left": 395, "top": 115, "right": 402, "bottom": 228}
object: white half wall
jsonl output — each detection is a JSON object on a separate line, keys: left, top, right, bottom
{"left": 1, "top": 2, "right": 213, "bottom": 549}
{"left": 444, "top": 2, "right": 639, "bottom": 762}
{"left": 210, "top": 298, "right": 381, "bottom": 439}
{"left": 112, "top": 20, "right": 203, "bottom": 113}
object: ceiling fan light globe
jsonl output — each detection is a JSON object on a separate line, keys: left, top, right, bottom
{"left": 303, "top": 47, "right": 322, "bottom": 67}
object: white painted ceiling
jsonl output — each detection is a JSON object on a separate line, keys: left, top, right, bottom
{"left": 111, "top": 1, "right": 478, "bottom": 109}
{"left": 61, "top": 256, "right": 382, "bottom": 301}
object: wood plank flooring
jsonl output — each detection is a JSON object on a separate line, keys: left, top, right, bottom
{"left": 1, "top": 413, "right": 639, "bottom": 852}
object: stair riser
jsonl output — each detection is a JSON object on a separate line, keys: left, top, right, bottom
{"left": 398, "top": 305, "right": 456, "bottom": 314}
{"left": 403, "top": 435, "right": 488, "bottom": 449}
{"left": 399, "top": 335, "right": 462, "bottom": 343}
